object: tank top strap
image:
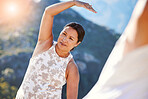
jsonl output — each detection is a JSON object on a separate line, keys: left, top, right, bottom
{"left": 53, "top": 41, "right": 57, "bottom": 47}
{"left": 66, "top": 53, "right": 73, "bottom": 64}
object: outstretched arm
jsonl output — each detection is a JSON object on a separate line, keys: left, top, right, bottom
{"left": 38, "top": 0, "right": 97, "bottom": 44}
{"left": 38, "top": 1, "right": 75, "bottom": 44}
{"left": 32, "top": 0, "right": 96, "bottom": 58}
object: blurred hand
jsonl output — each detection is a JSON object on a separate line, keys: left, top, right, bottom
{"left": 73, "top": 0, "right": 97, "bottom": 13}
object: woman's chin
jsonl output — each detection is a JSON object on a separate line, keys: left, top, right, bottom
{"left": 58, "top": 43, "right": 68, "bottom": 51}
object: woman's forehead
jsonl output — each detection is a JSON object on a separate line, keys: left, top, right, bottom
{"left": 62, "top": 27, "right": 78, "bottom": 37}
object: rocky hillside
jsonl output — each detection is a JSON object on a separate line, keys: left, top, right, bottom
{"left": 0, "top": 0, "right": 119, "bottom": 98}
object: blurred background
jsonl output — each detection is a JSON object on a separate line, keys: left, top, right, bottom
{"left": 0, "top": 0, "right": 137, "bottom": 98}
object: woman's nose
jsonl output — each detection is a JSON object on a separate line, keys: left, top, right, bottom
{"left": 63, "top": 37, "right": 68, "bottom": 42}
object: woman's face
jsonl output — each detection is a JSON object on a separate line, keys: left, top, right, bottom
{"left": 57, "top": 26, "right": 80, "bottom": 52}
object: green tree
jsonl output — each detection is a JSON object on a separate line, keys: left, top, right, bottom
{"left": 0, "top": 77, "right": 18, "bottom": 99}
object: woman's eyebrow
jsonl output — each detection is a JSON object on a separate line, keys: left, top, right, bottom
{"left": 70, "top": 36, "right": 75, "bottom": 39}
{"left": 63, "top": 31, "right": 67, "bottom": 34}
{"left": 64, "top": 30, "right": 75, "bottom": 39}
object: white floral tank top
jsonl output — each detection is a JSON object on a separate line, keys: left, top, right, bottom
{"left": 16, "top": 41, "right": 73, "bottom": 99}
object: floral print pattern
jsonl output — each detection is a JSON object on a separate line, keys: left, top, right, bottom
{"left": 16, "top": 41, "right": 73, "bottom": 99}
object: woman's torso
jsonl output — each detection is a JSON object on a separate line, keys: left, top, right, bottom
{"left": 16, "top": 41, "right": 73, "bottom": 99}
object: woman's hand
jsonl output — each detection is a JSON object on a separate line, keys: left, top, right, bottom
{"left": 73, "top": 0, "right": 97, "bottom": 13}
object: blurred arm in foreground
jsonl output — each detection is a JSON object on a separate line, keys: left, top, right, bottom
{"left": 83, "top": 0, "right": 148, "bottom": 99}
{"left": 122, "top": 0, "right": 148, "bottom": 56}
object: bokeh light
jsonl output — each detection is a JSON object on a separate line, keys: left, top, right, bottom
{"left": 5, "top": 2, "right": 19, "bottom": 16}
{"left": 0, "top": 0, "right": 32, "bottom": 25}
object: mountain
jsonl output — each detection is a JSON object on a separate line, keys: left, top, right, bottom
{"left": 0, "top": 0, "right": 119, "bottom": 98}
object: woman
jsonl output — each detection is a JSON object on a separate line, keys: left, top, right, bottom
{"left": 15, "top": 0, "right": 97, "bottom": 99}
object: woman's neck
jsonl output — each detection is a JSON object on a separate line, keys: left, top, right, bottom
{"left": 55, "top": 44, "right": 70, "bottom": 58}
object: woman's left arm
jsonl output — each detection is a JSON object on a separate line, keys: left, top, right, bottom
{"left": 66, "top": 59, "right": 80, "bottom": 99}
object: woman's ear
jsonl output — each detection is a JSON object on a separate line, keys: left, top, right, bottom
{"left": 75, "top": 41, "right": 81, "bottom": 47}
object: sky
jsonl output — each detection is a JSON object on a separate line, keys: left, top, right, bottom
{"left": 60, "top": 0, "right": 138, "bottom": 33}
{"left": 0, "top": 0, "right": 138, "bottom": 34}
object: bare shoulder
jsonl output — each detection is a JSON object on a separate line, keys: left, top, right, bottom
{"left": 66, "top": 58, "right": 79, "bottom": 80}
{"left": 67, "top": 58, "right": 79, "bottom": 73}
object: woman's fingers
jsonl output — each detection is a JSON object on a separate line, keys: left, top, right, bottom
{"left": 75, "top": 1, "right": 97, "bottom": 13}
{"left": 83, "top": 3, "right": 97, "bottom": 13}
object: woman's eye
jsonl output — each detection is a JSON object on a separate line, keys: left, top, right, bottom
{"left": 70, "top": 38, "right": 73, "bottom": 40}
{"left": 62, "top": 33, "right": 66, "bottom": 35}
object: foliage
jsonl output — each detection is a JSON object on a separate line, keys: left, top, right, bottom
{"left": 0, "top": 77, "right": 18, "bottom": 99}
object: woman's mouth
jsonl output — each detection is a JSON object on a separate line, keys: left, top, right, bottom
{"left": 60, "top": 42, "right": 67, "bottom": 46}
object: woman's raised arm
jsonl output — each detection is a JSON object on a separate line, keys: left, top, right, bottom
{"left": 38, "top": 0, "right": 97, "bottom": 44}
{"left": 38, "top": 1, "right": 75, "bottom": 43}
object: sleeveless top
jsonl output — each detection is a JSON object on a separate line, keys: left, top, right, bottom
{"left": 16, "top": 41, "right": 73, "bottom": 99}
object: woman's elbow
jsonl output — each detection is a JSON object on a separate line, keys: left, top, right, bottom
{"left": 44, "top": 7, "right": 53, "bottom": 16}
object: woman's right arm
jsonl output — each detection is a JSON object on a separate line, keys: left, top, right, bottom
{"left": 33, "top": 1, "right": 77, "bottom": 57}
{"left": 38, "top": 1, "right": 76, "bottom": 44}
{"left": 38, "top": 0, "right": 97, "bottom": 44}
{"left": 32, "top": 1, "right": 96, "bottom": 57}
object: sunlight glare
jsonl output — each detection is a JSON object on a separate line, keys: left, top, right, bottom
{"left": 33, "top": 0, "right": 41, "bottom": 3}
{"left": 6, "top": 3, "right": 18, "bottom": 16}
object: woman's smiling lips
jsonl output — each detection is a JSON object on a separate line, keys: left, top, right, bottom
{"left": 60, "top": 42, "right": 67, "bottom": 46}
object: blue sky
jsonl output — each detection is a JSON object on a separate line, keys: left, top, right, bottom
{"left": 60, "top": 0, "right": 138, "bottom": 33}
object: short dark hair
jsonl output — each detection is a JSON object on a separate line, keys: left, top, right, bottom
{"left": 64, "top": 22, "right": 85, "bottom": 43}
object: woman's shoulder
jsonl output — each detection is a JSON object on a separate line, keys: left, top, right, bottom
{"left": 66, "top": 58, "right": 79, "bottom": 81}
{"left": 67, "top": 59, "right": 79, "bottom": 74}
